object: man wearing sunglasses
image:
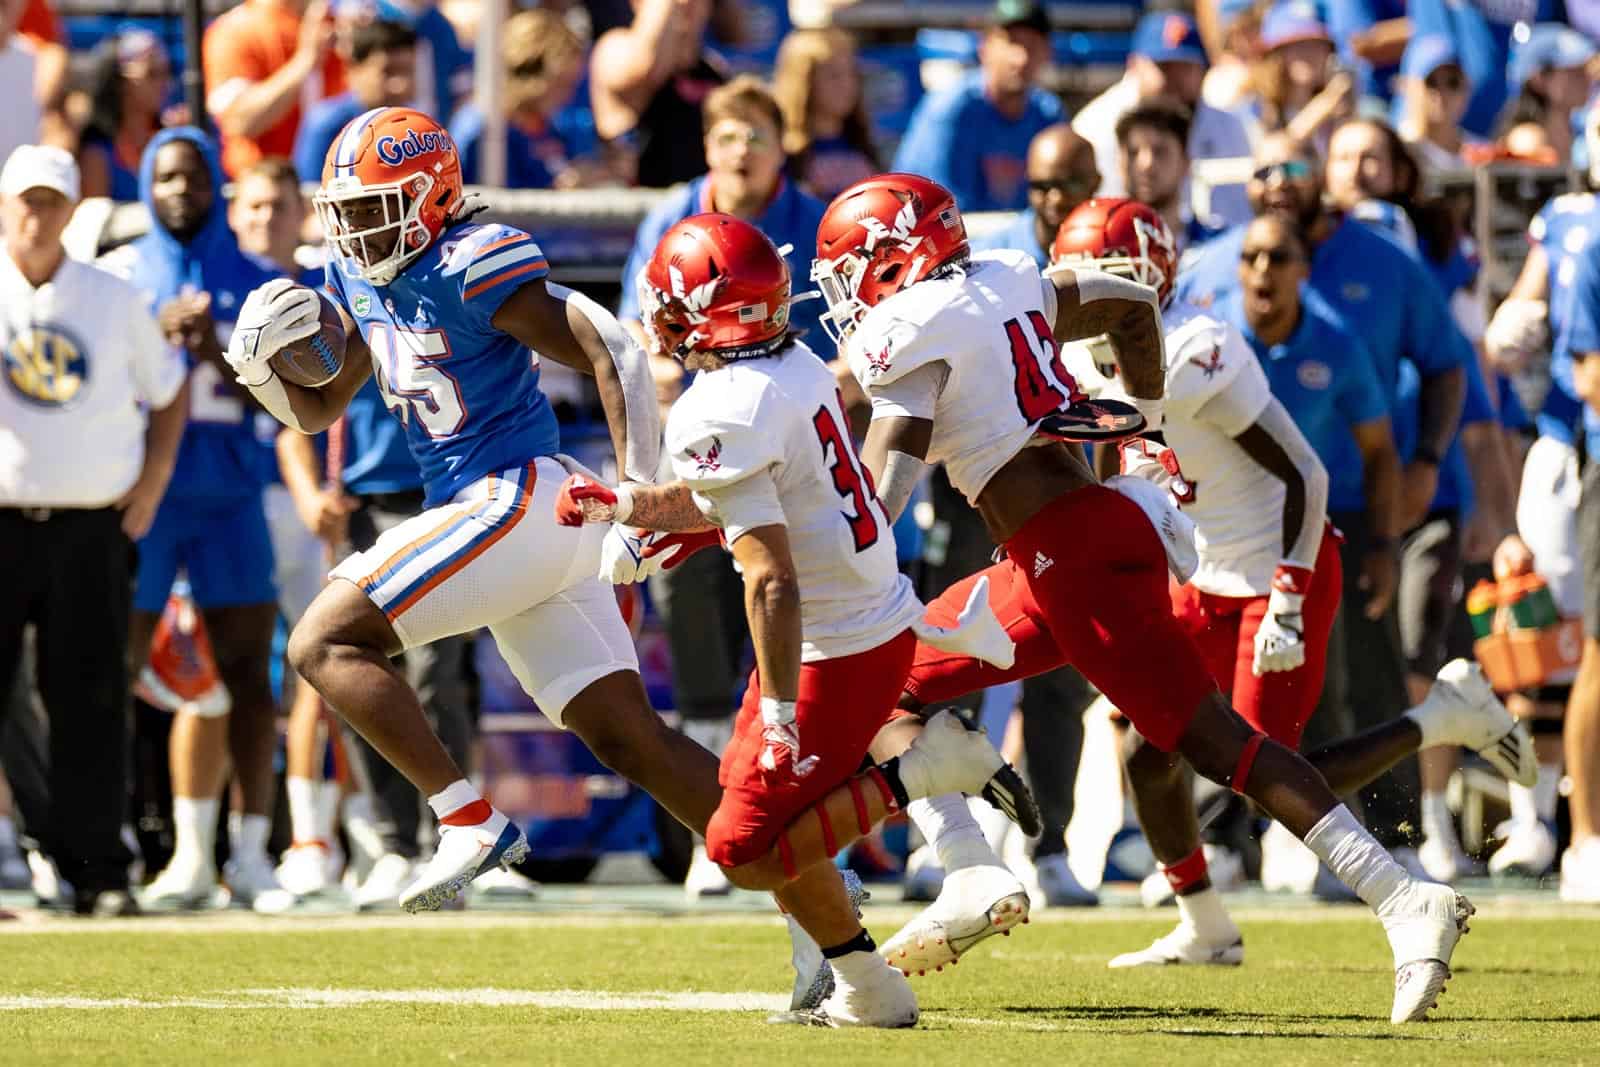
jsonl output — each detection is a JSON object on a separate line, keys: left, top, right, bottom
{"left": 1177, "top": 134, "right": 1481, "bottom": 852}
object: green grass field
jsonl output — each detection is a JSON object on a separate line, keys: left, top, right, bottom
{"left": 4, "top": 894, "right": 1598, "bottom": 1066}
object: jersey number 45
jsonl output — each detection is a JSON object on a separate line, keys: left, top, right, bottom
{"left": 368, "top": 324, "right": 467, "bottom": 439}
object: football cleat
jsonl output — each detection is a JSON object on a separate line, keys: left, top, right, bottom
{"left": 1559, "top": 838, "right": 1600, "bottom": 903}
{"left": 814, "top": 953, "right": 919, "bottom": 1028}
{"left": 356, "top": 853, "right": 415, "bottom": 911}
{"left": 139, "top": 854, "right": 219, "bottom": 911}
{"left": 1488, "top": 819, "right": 1557, "bottom": 878}
{"left": 790, "top": 869, "right": 869, "bottom": 1011}
{"left": 684, "top": 843, "right": 733, "bottom": 900}
{"left": 470, "top": 864, "right": 540, "bottom": 900}
{"left": 1025, "top": 851, "right": 1099, "bottom": 908}
{"left": 897, "top": 711, "right": 1042, "bottom": 837}
{"left": 222, "top": 851, "right": 282, "bottom": 907}
{"left": 1107, "top": 922, "right": 1244, "bottom": 968}
{"left": 880, "top": 864, "right": 1029, "bottom": 976}
{"left": 274, "top": 841, "right": 344, "bottom": 899}
{"left": 1379, "top": 881, "right": 1474, "bottom": 1023}
{"left": 1407, "top": 659, "right": 1538, "bottom": 787}
{"left": 398, "top": 814, "right": 528, "bottom": 913}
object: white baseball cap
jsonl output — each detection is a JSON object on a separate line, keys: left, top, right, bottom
{"left": 0, "top": 145, "right": 81, "bottom": 201}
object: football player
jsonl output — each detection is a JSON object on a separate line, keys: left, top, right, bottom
{"left": 1048, "top": 201, "right": 1534, "bottom": 967}
{"left": 815, "top": 173, "right": 1480, "bottom": 1024}
{"left": 552, "top": 213, "right": 1033, "bottom": 1027}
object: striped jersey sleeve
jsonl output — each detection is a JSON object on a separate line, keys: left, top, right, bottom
{"left": 446, "top": 224, "right": 550, "bottom": 320}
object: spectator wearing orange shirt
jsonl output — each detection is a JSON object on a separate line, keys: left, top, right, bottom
{"left": 203, "top": 0, "right": 343, "bottom": 177}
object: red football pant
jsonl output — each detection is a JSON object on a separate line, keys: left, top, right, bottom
{"left": 1168, "top": 525, "right": 1343, "bottom": 748}
{"left": 904, "top": 486, "right": 1217, "bottom": 752}
{"left": 705, "top": 630, "right": 917, "bottom": 868}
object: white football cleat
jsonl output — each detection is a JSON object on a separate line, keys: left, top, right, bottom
{"left": 471, "top": 864, "right": 540, "bottom": 900}
{"left": 901, "top": 845, "right": 945, "bottom": 903}
{"left": 1417, "top": 833, "right": 1477, "bottom": 883}
{"left": 818, "top": 953, "right": 919, "bottom": 1028}
{"left": 684, "top": 843, "right": 732, "bottom": 900}
{"left": 223, "top": 850, "right": 282, "bottom": 907}
{"left": 1026, "top": 852, "right": 1098, "bottom": 907}
{"left": 140, "top": 854, "right": 219, "bottom": 911}
{"left": 398, "top": 813, "right": 528, "bottom": 913}
{"left": 880, "top": 864, "right": 1029, "bottom": 976}
{"left": 1107, "top": 921, "right": 1244, "bottom": 968}
{"left": 1488, "top": 819, "right": 1557, "bottom": 878}
{"left": 275, "top": 841, "right": 343, "bottom": 898}
{"left": 1408, "top": 659, "right": 1537, "bottom": 786}
{"left": 1379, "top": 881, "right": 1474, "bottom": 1023}
{"left": 27, "top": 850, "right": 71, "bottom": 908}
{"left": 896, "top": 710, "right": 1042, "bottom": 836}
{"left": 1560, "top": 838, "right": 1600, "bottom": 903}
{"left": 356, "top": 853, "right": 414, "bottom": 910}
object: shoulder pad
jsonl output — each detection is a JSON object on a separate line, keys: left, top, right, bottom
{"left": 665, "top": 373, "right": 780, "bottom": 491}
{"left": 1164, "top": 311, "right": 1245, "bottom": 416}
{"left": 437, "top": 223, "right": 536, "bottom": 274}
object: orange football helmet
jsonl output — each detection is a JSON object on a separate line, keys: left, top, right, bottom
{"left": 812, "top": 173, "right": 969, "bottom": 344}
{"left": 1050, "top": 198, "right": 1178, "bottom": 308}
{"left": 315, "top": 106, "right": 465, "bottom": 285}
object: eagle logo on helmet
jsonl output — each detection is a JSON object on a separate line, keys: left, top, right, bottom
{"left": 668, "top": 264, "right": 722, "bottom": 325}
{"left": 685, "top": 436, "right": 723, "bottom": 474}
{"left": 860, "top": 199, "right": 921, "bottom": 253}
{"left": 1134, "top": 215, "right": 1177, "bottom": 260}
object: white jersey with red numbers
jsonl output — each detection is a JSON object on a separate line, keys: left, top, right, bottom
{"left": 667, "top": 340, "right": 923, "bottom": 662}
{"left": 843, "top": 248, "right": 1079, "bottom": 504}
{"left": 1062, "top": 301, "right": 1282, "bottom": 598}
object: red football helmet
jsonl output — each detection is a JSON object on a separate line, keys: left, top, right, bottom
{"left": 315, "top": 106, "right": 465, "bottom": 285}
{"left": 638, "top": 213, "right": 792, "bottom": 361}
{"left": 812, "top": 173, "right": 969, "bottom": 343}
{"left": 1050, "top": 198, "right": 1178, "bottom": 308}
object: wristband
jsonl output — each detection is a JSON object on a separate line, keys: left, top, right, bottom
{"left": 759, "top": 695, "right": 797, "bottom": 725}
{"left": 1131, "top": 395, "right": 1165, "bottom": 432}
{"left": 613, "top": 483, "right": 635, "bottom": 524}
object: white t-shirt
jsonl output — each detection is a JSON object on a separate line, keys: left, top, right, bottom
{"left": 666, "top": 341, "right": 922, "bottom": 663}
{"left": 0, "top": 251, "right": 185, "bottom": 508}
{"left": 846, "top": 249, "right": 1073, "bottom": 505}
{"left": 1062, "top": 301, "right": 1282, "bottom": 597}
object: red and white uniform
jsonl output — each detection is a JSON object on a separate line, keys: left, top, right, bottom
{"left": 1062, "top": 301, "right": 1341, "bottom": 746}
{"left": 848, "top": 250, "right": 1217, "bottom": 751}
{"left": 668, "top": 340, "right": 923, "bottom": 866}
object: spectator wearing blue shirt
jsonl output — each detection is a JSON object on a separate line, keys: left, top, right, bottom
{"left": 1073, "top": 10, "right": 1254, "bottom": 224}
{"left": 450, "top": 10, "right": 588, "bottom": 188}
{"left": 892, "top": 0, "right": 1063, "bottom": 212}
{"left": 1115, "top": 101, "right": 1227, "bottom": 264}
{"left": 969, "top": 124, "right": 1099, "bottom": 268}
{"left": 334, "top": 0, "right": 472, "bottom": 121}
{"left": 1549, "top": 248, "right": 1600, "bottom": 901}
{"left": 293, "top": 19, "right": 418, "bottom": 182}
{"left": 1408, "top": 0, "right": 1566, "bottom": 139}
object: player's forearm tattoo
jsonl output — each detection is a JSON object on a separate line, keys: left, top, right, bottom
{"left": 1051, "top": 277, "right": 1166, "bottom": 400}
{"left": 627, "top": 482, "right": 715, "bottom": 533}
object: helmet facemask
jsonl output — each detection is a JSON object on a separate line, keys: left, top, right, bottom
{"left": 315, "top": 171, "right": 437, "bottom": 286}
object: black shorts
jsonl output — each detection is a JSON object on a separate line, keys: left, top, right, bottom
{"left": 1398, "top": 512, "right": 1464, "bottom": 677}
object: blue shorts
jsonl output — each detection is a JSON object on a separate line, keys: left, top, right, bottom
{"left": 134, "top": 494, "right": 277, "bottom": 613}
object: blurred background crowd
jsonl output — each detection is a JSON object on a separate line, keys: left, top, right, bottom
{"left": 3, "top": 0, "right": 1600, "bottom": 917}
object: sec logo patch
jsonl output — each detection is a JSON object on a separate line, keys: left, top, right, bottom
{"left": 1297, "top": 360, "right": 1332, "bottom": 391}
{"left": 4, "top": 325, "right": 89, "bottom": 407}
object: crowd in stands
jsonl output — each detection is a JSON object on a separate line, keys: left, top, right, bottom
{"left": 3, "top": 0, "right": 1600, "bottom": 914}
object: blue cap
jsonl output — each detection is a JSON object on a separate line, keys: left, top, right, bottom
{"left": 1401, "top": 33, "right": 1465, "bottom": 83}
{"left": 1260, "top": 1, "right": 1331, "bottom": 51}
{"left": 1508, "top": 24, "right": 1597, "bottom": 92}
{"left": 1216, "top": 0, "right": 1255, "bottom": 23}
{"left": 1130, "top": 11, "right": 1207, "bottom": 65}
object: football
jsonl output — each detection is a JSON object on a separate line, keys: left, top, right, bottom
{"left": 269, "top": 288, "right": 347, "bottom": 388}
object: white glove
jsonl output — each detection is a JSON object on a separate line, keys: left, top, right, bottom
{"left": 1483, "top": 298, "right": 1548, "bottom": 372}
{"left": 1119, "top": 431, "right": 1195, "bottom": 505}
{"left": 911, "top": 575, "right": 1016, "bottom": 669}
{"left": 597, "top": 524, "right": 682, "bottom": 584}
{"left": 1252, "top": 565, "right": 1310, "bottom": 676}
{"left": 226, "top": 279, "right": 322, "bottom": 386}
{"left": 757, "top": 696, "right": 819, "bottom": 778}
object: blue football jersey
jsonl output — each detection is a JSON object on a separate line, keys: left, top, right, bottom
{"left": 325, "top": 222, "right": 562, "bottom": 507}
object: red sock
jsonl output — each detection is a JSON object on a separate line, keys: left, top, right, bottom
{"left": 1160, "top": 846, "right": 1209, "bottom": 895}
{"left": 440, "top": 798, "right": 493, "bottom": 827}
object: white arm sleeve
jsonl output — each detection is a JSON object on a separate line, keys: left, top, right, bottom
{"left": 700, "top": 467, "right": 785, "bottom": 545}
{"left": 549, "top": 283, "right": 662, "bottom": 484}
{"left": 867, "top": 360, "right": 948, "bottom": 421}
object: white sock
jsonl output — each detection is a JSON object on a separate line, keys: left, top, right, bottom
{"left": 230, "top": 812, "right": 270, "bottom": 862}
{"left": 1303, "top": 804, "right": 1410, "bottom": 911}
{"left": 1175, "top": 886, "right": 1238, "bottom": 943}
{"left": 907, "top": 794, "right": 997, "bottom": 871}
{"left": 287, "top": 777, "right": 320, "bottom": 843}
{"left": 314, "top": 782, "right": 341, "bottom": 843}
{"left": 829, "top": 947, "right": 889, "bottom": 986}
{"left": 969, "top": 795, "right": 1014, "bottom": 855}
{"left": 172, "top": 796, "right": 220, "bottom": 867}
{"left": 426, "top": 779, "right": 484, "bottom": 821}
{"left": 1421, "top": 791, "right": 1456, "bottom": 844}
